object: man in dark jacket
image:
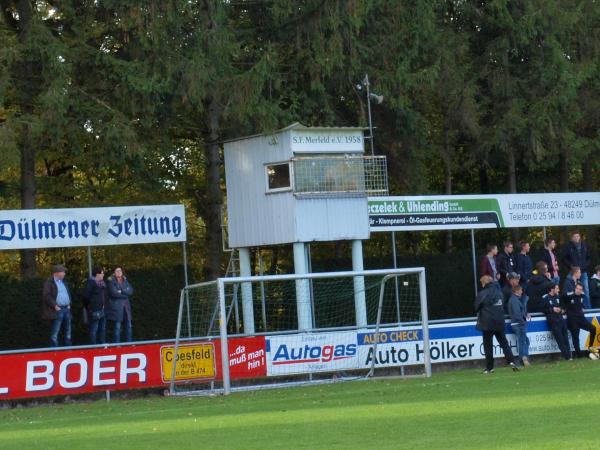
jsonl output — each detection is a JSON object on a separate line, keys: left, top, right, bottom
{"left": 83, "top": 267, "right": 107, "bottom": 345}
{"left": 527, "top": 261, "right": 554, "bottom": 313}
{"left": 562, "top": 231, "right": 592, "bottom": 308}
{"left": 515, "top": 241, "right": 533, "bottom": 287}
{"left": 475, "top": 275, "right": 519, "bottom": 374}
{"left": 542, "top": 284, "right": 571, "bottom": 360}
{"left": 497, "top": 241, "right": 516, "bottom": 287}
{"left": 42, "top": 264, "right": 72, "bottom": 347}
{"left": 563, "top": 282, "right": 596, "bottom": 357}
{"left": 590, "top": 265, "right": 600, "bottom": 309}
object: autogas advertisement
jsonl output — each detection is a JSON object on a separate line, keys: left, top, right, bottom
{"left": 265, "top": 315, "right": 599, "bottom": 375}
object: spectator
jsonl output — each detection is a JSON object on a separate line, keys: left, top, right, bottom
{"left": 542, "top": 284, "right": 572, "bottom": 360}
{"left": 42, "top": 264, "right": 72, "bottom": 347}
{"left": 563, "top": 282, "right": 596, "bottom": 357}
{"left": 590, "top": 265, "right": 600, "bottom": 309}
{"left": 508, "top": 284, "right": 530, "bottom": 366}
{"left": 542, "top": 238, "right": 560, "bottom": 284}
{"left": 83, "top": 267, "right": 107, "bottom": 345}
{"left": 562, "top": 231, "right": 592, "bottom": 309}
{"left": 497, "top": 241, "right": 516, "bottom": 287}
{"left": 526, "top": 261, "right": 554, "bottom": 313}
{"left": 474, "top": 275, "right": 519, "bottom": 374}
{"left": 480, "top": 244, "right": 500, "bottom": 281}
{"left": 107, "top": 266, "right": 134, "bottom": 343}
{"left": 515, "top": 241, "right": 533, "bottom": 287}
{"left": 562, "top": 266, "right": 582, "bottom": 303}
{"left": 503, "top": 272, "right": 521, "bottom": 305}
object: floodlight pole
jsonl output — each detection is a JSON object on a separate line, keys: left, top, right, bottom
{"left": 364, "top": 74, "right": 375, "bottom": 156}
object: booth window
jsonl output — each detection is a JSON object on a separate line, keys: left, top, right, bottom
{"left": 265, "top": 162, "right": 292, "bottom": 192}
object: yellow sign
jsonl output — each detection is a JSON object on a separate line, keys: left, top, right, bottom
{"left": 586, "top": 316, "right": 600, "bottom": 348}
{"left": 161, "top": 343, "right": 216, "bottom": 382}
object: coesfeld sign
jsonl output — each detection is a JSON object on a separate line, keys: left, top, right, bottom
{"left": 0, "top": 336, "right": 266, "bottom": 400}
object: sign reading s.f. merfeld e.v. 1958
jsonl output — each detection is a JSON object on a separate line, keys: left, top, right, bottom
{"left": 368, "top": 192, "right": 600, "bottom": 231}
{"left": 0, "top": 204, "right": 186, "bottom": 250}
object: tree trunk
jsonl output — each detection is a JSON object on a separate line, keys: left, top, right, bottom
{"left": 19, "top": 133, "right": 37, "bottom": 277}
{"left": 582, "top": 156, "right": 597, "bottom": 263}
{"left": 15, "top": 0, "right": 37, "bottom": 278}
{"left": 202, "top": 96, "right": 223, "bottom": 280}
{"left": 443, "top": 131, "right": 452, "bottom": 251}
{"left": 559, "top": 145, "right": 569, "bottom": 244}
{"left": 506, "top": 148, "right": 520, "bottom": 243}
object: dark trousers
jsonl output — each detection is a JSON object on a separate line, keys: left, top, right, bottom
{"left": 548, "top": 318, "right": 571, "bottom": 360}
{"left": 567, "top": 316, "right": 596, "bottom": 355}
{"left": 482, "top": 330, "right": 515, "bottom": 370}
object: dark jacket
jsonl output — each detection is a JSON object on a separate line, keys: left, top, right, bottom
{"left": 542, "top": 293, "right": 564, "bottom": 322}
{"left": 42, "top": 278, "right": 71, "bottom": 320}
{"left": 526, "top": 274, "right": 554, "bottom": 313}
{"left": 515, "top": 253, "right": 533, "bottom": 283}
{"left": 497, "top": 251, "right": 516, "bottom": 281}
{"left": 508, "top": 293, "right": 528, "bottom": 325}
{"left": 563, "top": 292, "right": 585, "bottom": 318}
{"left": 106, "top": 276, "right": 134, "bottom": 322}
{"left": 562, "top": 241, "right": 591, "bottom": 272}
{"left": 83, "top": 279, "right": 106, "bottom": 313}
{"left": 541, "top": 248, "right": 560, "bottom": 278}
{"left": 561, "top": 276, "right": 579, "bottom": 300}
{"left": 475, "top": 283, "right": 506, "bottom": 332}
{"left": 590, "top": 275, "right": 600, "bottom": 309}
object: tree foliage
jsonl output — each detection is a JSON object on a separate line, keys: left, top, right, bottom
{"left": 0, "top": 0, "right": 598, "bottom": 280}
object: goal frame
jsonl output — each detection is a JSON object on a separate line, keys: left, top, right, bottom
{"left": 170, "top": 267, "right": 430, "bottom": 396}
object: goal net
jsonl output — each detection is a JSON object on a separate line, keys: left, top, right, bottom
{"left": 168, "top": 268, "right": 430, "bottom": 396}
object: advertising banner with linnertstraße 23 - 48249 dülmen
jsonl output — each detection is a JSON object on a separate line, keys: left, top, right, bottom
{"left": 368, "top": 192, "right": 600, "bottom": 231}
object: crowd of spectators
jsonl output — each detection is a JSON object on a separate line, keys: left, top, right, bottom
{"left": 42, "top": 264, "right": 134, "bottom": 347}
{"left": 476, "top": 230, "right": 600, "bottom": 372}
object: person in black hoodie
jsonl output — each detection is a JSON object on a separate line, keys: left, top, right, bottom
{"left": 475, "top": 275, "right": 519, "bottom": 374}
{"left": 562, "top": 231, "right": 592, "bottom": 309}
{"left": 83, "top": 267, "right": 107, "bottom": 345}
{"left": 527, "top": 261, "right": 554, "bottom": 313}
{"left": 542, "top": 284, "right": 571, "bottom": 360}
{"left": 563, "top": 282, "right": 596, "bottom": 357}
{"left": 497, "top": 241, "right": 516, "bottom": 287}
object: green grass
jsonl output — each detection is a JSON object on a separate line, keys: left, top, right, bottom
{"left": 1, "top": 360, "right": 599, "bottom": 449}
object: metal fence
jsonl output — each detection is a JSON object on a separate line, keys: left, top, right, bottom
{"left": 292, "top": 155, "right": 388, "bottom": 196}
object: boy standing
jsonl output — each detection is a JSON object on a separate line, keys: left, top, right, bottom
{"left": 508, "top": 284, "right": 530, "bottom": 366}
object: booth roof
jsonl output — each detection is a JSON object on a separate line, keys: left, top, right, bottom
{"left": 222, "top": 122, "right": 369, "bottom": 144}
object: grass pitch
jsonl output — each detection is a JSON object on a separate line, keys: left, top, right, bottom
{"left": 1, "top": 359, "right": 599, "bottom": 449}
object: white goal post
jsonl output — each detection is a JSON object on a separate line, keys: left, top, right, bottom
{"left": 169, "top": 267, "right": 430, "bottom": 396}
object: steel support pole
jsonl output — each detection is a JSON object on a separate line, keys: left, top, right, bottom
{"left": 471, "top": 229, "right": 478, "bottom": 295}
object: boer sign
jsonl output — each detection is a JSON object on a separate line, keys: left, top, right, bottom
{"left": 368, "top": 192, "right": 600, "bottom": 231}
{"left": 0, "top": 204, "right": 186, "bottom": 250}
{"left": 0, "top": 337, "right": 266, "bottom": 400}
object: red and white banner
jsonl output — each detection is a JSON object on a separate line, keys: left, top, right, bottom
{"left": 0, "top": 336, "right": 266, "bottom": 400}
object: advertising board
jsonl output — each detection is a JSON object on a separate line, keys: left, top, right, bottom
{"left": 368, "top": 193, "right": 600, "bottom": 231}
{"left": 0, "top": 204, "right": 186, "bottom": 250}
{"left": 0, "top": 336, "right": 266, "bottom": 400}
